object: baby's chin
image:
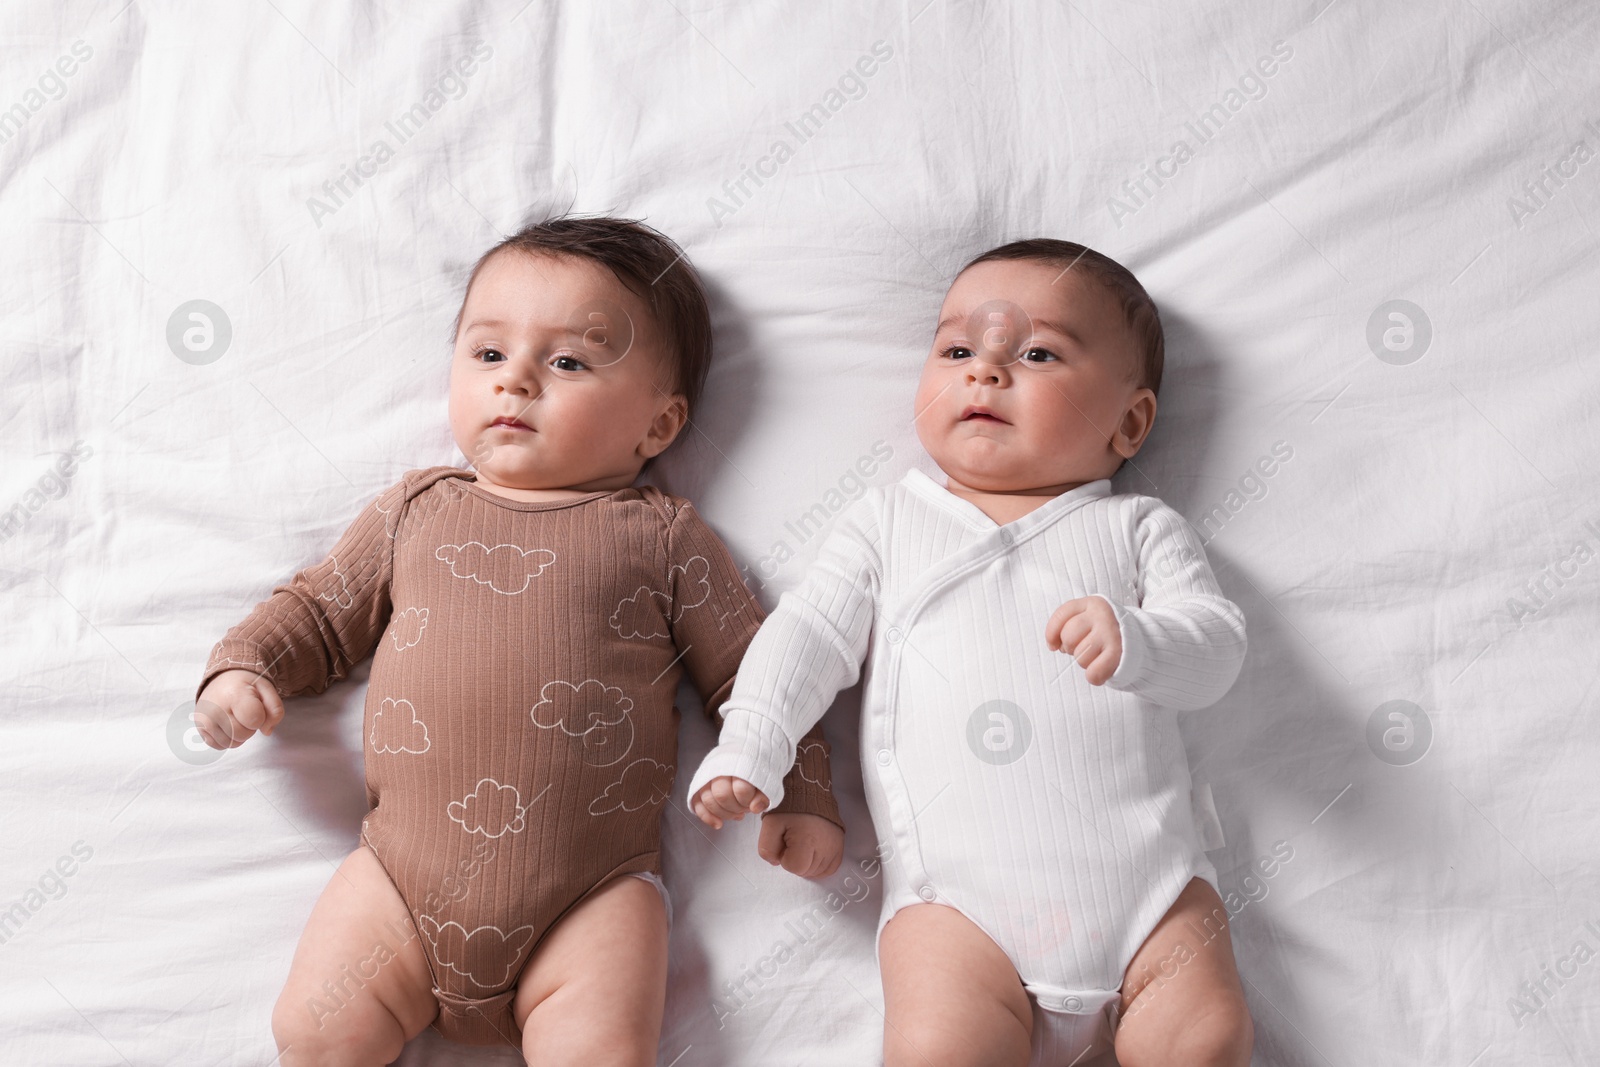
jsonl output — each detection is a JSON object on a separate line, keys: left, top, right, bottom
{"left": 475, "top": 453, "right": 644, "bottom": 493}
{"left": 931, "top": 446, "right": 1091, "bottom": 495}
{"left": 465, "top": 449, "right": 564, "bottom": 487}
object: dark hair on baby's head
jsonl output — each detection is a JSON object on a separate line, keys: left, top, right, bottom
{"left": 962, "top": 239, "right": 1164, "bottom": 396}
{"left": 454, "top": 216, "right": 714, "bottom": 418}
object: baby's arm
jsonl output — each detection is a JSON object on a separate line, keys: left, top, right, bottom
{"left": 1046, "top": 498, "right": 1246, "bottom": 709}
{"left": 193, "top": 478, "right": 404, "bottom": 747}
{"left": 660, "top": 496, "right": 857, "bottom": 876}
{"left": 685, "top": 496, "right": 880, "bottom": 822}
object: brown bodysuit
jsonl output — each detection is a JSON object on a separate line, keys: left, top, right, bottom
{"left": 195, "top": 466, "right": 840, "bottom": 1046}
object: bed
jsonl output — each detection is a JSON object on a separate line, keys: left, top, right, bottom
{"left": 3, "top": 1, "right": 1597, "bottom": 1063}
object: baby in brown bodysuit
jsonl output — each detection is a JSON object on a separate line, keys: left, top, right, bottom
{"left": 193, "top": 218, "right": 845, "bottom": 1064}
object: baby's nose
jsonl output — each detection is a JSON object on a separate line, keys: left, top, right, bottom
{"left": 493, "top": 371, "right": 538, "bottom": 395}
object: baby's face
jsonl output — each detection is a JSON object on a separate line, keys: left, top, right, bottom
{"left": 448, "top": 251, "right": 686, "bottom": 496}
{"left": 913, "top": 259, "right": 1155, "bottom": 495}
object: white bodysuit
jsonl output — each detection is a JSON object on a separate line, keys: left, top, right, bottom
{"left": 687, "top": 469, "right": 1247, "bottom": 1064}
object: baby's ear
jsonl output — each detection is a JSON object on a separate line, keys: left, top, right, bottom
{"left": 1113, "top": 388, "right": 1157, "bottom": 459}
{"left": 639, "top": 393, "right": 689, "bottom": 459}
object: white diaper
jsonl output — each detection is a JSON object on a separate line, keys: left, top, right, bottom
{"left": 626, "top": 870, "right": 673, "bottom": 931}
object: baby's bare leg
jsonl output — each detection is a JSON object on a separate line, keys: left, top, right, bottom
{"left": 511, "top": 874, "right": 668, "bottom": 1067}
{"left": 878, "top": 903, "right": 1033, "bottom": 1067}
{"left": 270, "top": 846, "right": 438, "bottom": 1066}
{"left": 1114, "top": 877, "right": 1253, "bottom": 1067}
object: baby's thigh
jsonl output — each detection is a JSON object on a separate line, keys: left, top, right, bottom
{"left": 271, "top": 846, "right": 437, "bottom": 1063}
{"left": 1115, "top": 877, "right": 1253, "bottom": 1066}
{"left": 879, "top": 903, "right": 1033, "bottom": 1067}
{"left": 512, "top": 874, "right": 669, "bottom": 1065}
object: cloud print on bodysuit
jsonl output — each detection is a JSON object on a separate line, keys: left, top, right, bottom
{"left": 672, "top": 555, "right": 712, "bottom": 614}
{"left": 435, "top": 541, "right": 556, "bottom": 595}
{"left": 796, "top": 739, "right": 831, "bottom": 788}
{"left": 588, "top": 758, "right": 674, "bottom": 815}
{"left": 371, "top": 697, "right": 430, "bottom": 754}
{"left": 608, "top": 555, "right": 713, "bottom": 639}
{"left": 318, "top": 559, "right": 354, "bottom": 611}
{"left": 388, "top": 606, "right": 428, "bottom": 650}
{"left": 417, "top": 916, "right": 537, "bottom": 988}
{"left": 610, "top": 586, "right": 672, "bottom": 640}
{"left": 447, "top": 778, "right": 529, "bottom": 838}
{"left": 529, "top": 679, "right": 632, "bottom": 734}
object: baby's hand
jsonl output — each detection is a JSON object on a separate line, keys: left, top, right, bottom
{"left": 194, "top": 669, "right": 285, "bottom": 750}
{"left": 759, "top": 812, "right": 844, "bottom": 879}
{"left": 691, "top": 775, "right": 768, "bottom": 829}
{"left": 1045, "top": 596, "right": 1122, "bottom": 685}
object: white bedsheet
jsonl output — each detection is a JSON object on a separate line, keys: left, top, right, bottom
{"left": 2, "top": 2, "right": 1597, "bottom": 1065}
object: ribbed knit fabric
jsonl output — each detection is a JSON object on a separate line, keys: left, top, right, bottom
{"left": 197, "top": 466, "right": 839, "bottom": 1047}
{"left": 687, "top": 468, "right": 1245, "bottom": 1059}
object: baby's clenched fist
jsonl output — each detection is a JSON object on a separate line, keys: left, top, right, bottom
{"left": 691, "top": 775, "right": 767, "bottom": 829}
{"left": 194, "top": 669, "right": 285, "bottom": 750}
{"left": 759, "top": 813, "right": 844, "bottom": 879}
{"left": 1045, "top": 595, "right": 1122, "bottom": 685}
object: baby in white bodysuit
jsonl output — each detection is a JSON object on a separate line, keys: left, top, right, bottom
{"left": 688, "top": 240, "right": 1255, "bottom": 1067}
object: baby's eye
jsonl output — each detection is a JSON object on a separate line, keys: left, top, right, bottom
{"left": 942, "top": 345, "right": 974, "bottom": 361}
{"left": 551, "top": 354, "right": 588, "bottom": 372}
{"left": 474, "top": 347, "right": 506, "bottom": 364}
{"left": 1022, "top": 347, "right": 1059, "bottom": 363}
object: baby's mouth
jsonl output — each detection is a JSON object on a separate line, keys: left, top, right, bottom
{"left": 960, "top": 405, "right": 1008, "bottom": 424}
{"left": 490, "top": 416, "right": 533, "bottom": 432}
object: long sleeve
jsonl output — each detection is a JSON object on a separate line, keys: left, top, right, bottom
{"left": 664, "top": 497, "right": 843, "bottom": 828}
{"left": 194, "top": 478, "right": 403, "bottom": 704}
{"left": 1099, "top": 498, "right": 1247, "bottom": 710}
{"left": 684, "top": 495, "right": 882, "bottom": 812}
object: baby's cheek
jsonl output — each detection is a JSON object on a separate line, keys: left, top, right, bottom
{"left": 911, "top": 367, "right": 941, "bottom": 410}
{"left": 445, "top": 383, "right": 480, "bottom": 453}
{"left": 1027, "top": 384, "right": 1087, "bottom": 446}
{"left": 910, "top": 373, "right": 953, "bottom": 445}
